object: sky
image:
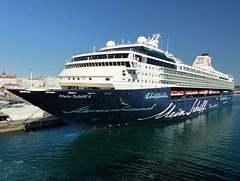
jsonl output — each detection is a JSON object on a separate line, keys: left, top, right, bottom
{"left": 0, "top": 0, "right": 240, "bottom": 85}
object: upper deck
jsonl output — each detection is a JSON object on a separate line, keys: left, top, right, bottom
{"left": 59, "top": 34, "right": 234, "bottom": 90}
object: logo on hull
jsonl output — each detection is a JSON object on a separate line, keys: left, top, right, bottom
{"left": 63, "top": 104, "right": 157, "bottom": 114}
{"left": 138, "top": 99, "right": 208, "bottom": 120}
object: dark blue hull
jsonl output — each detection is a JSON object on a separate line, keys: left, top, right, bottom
{"left": 8, "top": 88, "right": 233, "bottom": 131}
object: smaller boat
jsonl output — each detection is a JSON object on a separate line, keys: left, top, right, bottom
{"left": 171, "top": 91, "right": 178, "bottom": 96}
{"left": 186, "top": 90, "right": 192, "bottom": 95}
{"left": 209, "top": 90, "right": 214, "bottom": 94}
{"left": 177, "top": 91, "right": 184, "bottom": 96}
{"left": 192, "top": 90, "right": 198, "bottom": 95}
{"left": 0, "top": 112, "right": 11, "bottom": 123}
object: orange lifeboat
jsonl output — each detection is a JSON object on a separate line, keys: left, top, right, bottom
{"left": 171, "top": 91, "right": 178, "bottom": 96}
{"left": 177, "top": 91, "right": 184, "bottom": 95}
{"left": 199, "top": 90, "right": 204, "bottom": 94}
{"left": 186, "top": 90, "right": 192, "bottom": 95}
{"left": 192, "top": 90, "right": 198, "bottom": 95}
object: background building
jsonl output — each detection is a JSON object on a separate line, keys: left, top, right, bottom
{"left": 0, "top": 70, "right": 60, "bottom": 97}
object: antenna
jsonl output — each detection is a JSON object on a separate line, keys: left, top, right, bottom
{"left": 167, "top": 33, "right": 169, "bottom": 53}
{"left": 149, "top": 34, "right": 161, "bottom": 47}
{"left": 93, "top": 45, "right": 95, "bottom": 52}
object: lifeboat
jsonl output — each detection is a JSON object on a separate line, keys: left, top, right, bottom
{"left": 177, "top": 91, "right": 184, "bottom": 96}
{"left": 192, "top": 90, "right": 198, "bottom": 95}
{"left": 199, "top": 90, "right": 205, "bottom": 94}
{"left": 216, "top": 90, "right": 220, "bottom": 94}
{"left": 209, "top": 90, "right": 215, "bottom": 94}
{"left": 186, "top": 90, "right": 192, "bottom": 95}
{"left": 171, "top": 91, "right": 178, "bottom": 96}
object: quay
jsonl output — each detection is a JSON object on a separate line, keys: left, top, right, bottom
{"left": 0, "top": 115, "right": 65, "bottom": 134}
{"left": 0, "top": 95, "right": 66, "bottom": 134}
{"left": 234, "top": 92, "right": 240, "bottom": 96}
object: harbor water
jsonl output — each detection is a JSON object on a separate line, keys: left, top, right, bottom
{"left": 0, "top": 96, "right": 240, "bottom": 181}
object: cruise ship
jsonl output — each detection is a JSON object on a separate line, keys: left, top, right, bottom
{"left": 8, "top": 34, "right": 234, "bottom": 131}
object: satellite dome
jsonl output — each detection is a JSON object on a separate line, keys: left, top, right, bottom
{"left": 137, "top": 36, "right": 147, "bottom": 43}
{"left": 106, "top": 41, "right": 115, "bottom": 47}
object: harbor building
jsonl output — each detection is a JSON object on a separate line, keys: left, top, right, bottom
{"left": 0, "top": 70, "right": 60, "bottom": 96}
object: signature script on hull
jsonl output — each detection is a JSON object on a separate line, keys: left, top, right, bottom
{"left": 63, "top": 104, "right": 157, "bottom": 114}
{"left": 138, "top": 99, "right": 208, "bottom": 121}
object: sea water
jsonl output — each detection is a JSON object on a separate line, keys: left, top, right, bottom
{"left": 0, "top": 96, "right": 240, "bottom": 181}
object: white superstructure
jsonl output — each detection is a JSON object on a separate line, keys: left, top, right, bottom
{"left": 59, "top": 34, "right": 234, "bottom": 91}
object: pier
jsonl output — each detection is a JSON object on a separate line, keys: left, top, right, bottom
{"left": 0, "top": 96, "right": 65, "bottom": 134}
{"left": 0, "top": 115, "right": 65, "bottom": 134}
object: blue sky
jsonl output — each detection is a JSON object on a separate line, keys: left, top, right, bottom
{"left": 0, "top": 0, "right": 240, "bottom": 85}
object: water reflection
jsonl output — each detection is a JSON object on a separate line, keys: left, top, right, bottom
{"left": 49, "top": 105, "right": 240, "bottom": 180}
{"left": 1, "top": 98, "right": 240, "bottom": 181}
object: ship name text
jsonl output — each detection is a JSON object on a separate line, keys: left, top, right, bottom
{"left": 59, "top": 94, "right": 90, "bottom": 99}
{"left": 145, "top": 92, "right": 168, "bottom": 99}
{"left": 220, "top": 96, "right": 231, "bottom": 101}
{"left": 209, "top": 103, "right": 218, "bottom": 109}
{"left": 138, "top": 99, "right": 208, "bottom": 121}
{"left": 63, "top": 104, "right": 157, "bottom": 114}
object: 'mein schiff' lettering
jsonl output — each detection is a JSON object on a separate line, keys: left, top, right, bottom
{"left": 59, "top": 94, "right": 89, "bottom": 99}
{"left": 138, "top": 99, "right": 208, "bottom": 121}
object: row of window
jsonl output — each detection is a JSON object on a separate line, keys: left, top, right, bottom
{"left": 219, "top": 76, "right": 229, "bottom": 81}
{"left": 179, "top": 66, "right": 218, "bottom": 78}
{"left": 124, "top": 78, "right": 173, "bottom": 85}
{"left": 125, "top": 71, "right": 161, "bottom": 78}
{"left": 71, "top": 51, "right": 177, "bottom": 70}
{"left": 64, "top": 76, "right": 231, "bottom": 89}
{"left": 65, "top": 77, "right": 111, "bottom": 81}
{"left": 147, "top": 58, "right": 176, "bottom": 69}
{"left": 66, "top": 61, "right": 131, "bottom": 69}
{"left": 100, "top": 46, "right": 176, "bottom": 63}
{"left": 72, "top": 53, "right": 129, "bottom": 62}
{"left": 164, "top": 69, "right": 218, "bottom": 82}
{"left": 62, "top": 86, "right": 113, "bottom": 90}
{"left": 162, "top": 73, "right": 232, "bottom": 89}
{"left": 64, "top": 76, "right": 174, "bottom": 85}
{"left": 123, "top": 67, "right": 232, "bottom": 88}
